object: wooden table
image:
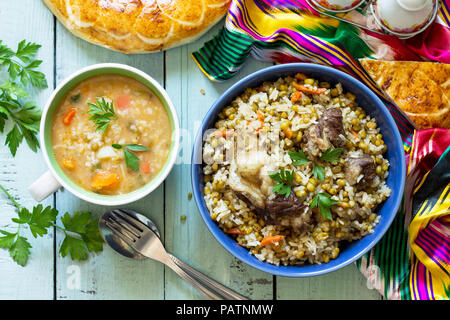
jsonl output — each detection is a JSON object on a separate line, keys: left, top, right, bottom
{"left": 0, "top": 0, "right": 381, "bottom": 300}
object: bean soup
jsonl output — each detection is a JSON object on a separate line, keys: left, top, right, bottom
{"left": 51, "top": 74, "right": 171, "bottom": 195}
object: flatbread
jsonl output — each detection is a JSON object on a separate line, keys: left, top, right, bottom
{"left": 360, "top": 59, "right": 450, "bottom": 129}
{"left": 43, "top": 0, "right": 230, "bottom": 54}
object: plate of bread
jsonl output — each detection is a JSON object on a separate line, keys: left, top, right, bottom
{"left": 360, "top": 59, "right": 450, "bottom": 129}
{"left": 43, "top": 0, "right": 231, "bottom": 54}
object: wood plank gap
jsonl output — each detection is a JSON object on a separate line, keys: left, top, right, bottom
{"left": 273, "top": 275, "right": 276, "bottom": 300}
{"left": 52, "top": 15, "right": 57, "bottom": 301}
{"left": 53, "top": 193, "right": 57, "bottom": 300}
{"left": 163, "top": 49, "right": 167, "bottom": 300}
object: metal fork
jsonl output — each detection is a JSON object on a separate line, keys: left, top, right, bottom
{"left": 103, "top": 209, "right": 248, "bottom": 300}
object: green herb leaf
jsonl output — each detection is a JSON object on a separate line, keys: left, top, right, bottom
{"left": 0, "top": 184, "right": 104, "bottom": 267}
{"left": 0, "top": 81, "right": 29, "bottom": 100}
{"left": 288, "top": 150, "right": 310, "bottom": 166}
{"left": 5, "top": 124, "right": 23, "bottom": 156}
{"left": 112, "top": 143, "right": 149, "bottom": 171}
{"left": 81, "top": 218, "right": 104, "bottom": 253}
{"left": 0, "top": 230, "right": 16, "bottom": 249}
{"left": 59, "top": 235, "right": 88, "bottom": 261}
{"left": 87, "top": 98, "right": 118, "bottom": 133}
{"left": 125, "top": 144, "right": 149, "bottom": 152}
{"left": 269, "top": 169, "right": 294, "bottom": 198}
{"left": 12, "top": 207, "right": 32, "bottom": 224}
{"left": 15, "top": 40, "right": 40, "bottom": 64}
{"left": 124, "top": 148, "right": 140, "bottom": 171}
{"left": 310, "top": 193, "right": 338, "bottom": 221}
{"left": 9, "top": 236, "right": 31, "bottom": 267}
{"left": 28, "top": 205, "right": 58, "bottom": 238}
{"left": 313, "top": 163, "right": 325, "bottom": 181}
{"left": 320, "top": 147, "right": 343, "bottom": 163}
{"left": 59, "top": 211, "right": 104, "bottom": 261}
{"left": 61, "top": 211, "right": 91, "bottom": 234}
{"left": 0, "top": 40, "right": 46, "bottom": 156}
{"left": 0, "top": 40, "right": 47, "bottom": 88}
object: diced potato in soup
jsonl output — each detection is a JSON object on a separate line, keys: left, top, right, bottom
{"left": 51, "top": 74, "right": 171, "bottom": 195}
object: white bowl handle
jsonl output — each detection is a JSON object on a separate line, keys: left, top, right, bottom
{"left": 28, "top": 170, "right": 62, "bottom": 202}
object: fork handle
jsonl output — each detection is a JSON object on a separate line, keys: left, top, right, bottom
{"left": 167, "top": 254, "right": 249, "bottom": 300}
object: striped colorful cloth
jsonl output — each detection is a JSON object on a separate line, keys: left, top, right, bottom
{"left": 358, "top": 129, "right": 450, "bottom": 300}
{"left": 192, "top": 0, "right": 450, "bottom": 300}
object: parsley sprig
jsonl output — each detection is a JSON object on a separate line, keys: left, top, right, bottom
{"left": 288, "top": 150, "right": 309, "bottom": 165}
{"left": 0, "top": 184, "right": 103, "bottom": 266}
{"left": 269, "top": 169, "right": 294, "bottom": 198}
{"left": 0, "top": 40, "right": 47, "bottom": 156}
{"left": 87, "top": 98, "right": 118, "bottom": 133}
{"left": 310, "top": 192, "right": 338, "bottom": 221}
{"left": 289, "top": 147, "right": 342, "bottom": 181}
{"left": 0, "top": 40, "right": 47, "bottom": 88}
{"left": 320, "top": 147, "right": 343, "bottom": 163}
{"left": 112, "top": 143, "right": 149, "bottom": 171}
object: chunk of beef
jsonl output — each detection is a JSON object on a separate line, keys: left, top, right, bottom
{"left": 261, "top": 193, "right": 312, "bottom": 232}
{"left": 321, "top": 108, "right": 346, "bottom": 148}
{"left": 345, "top": 154, "right": 376, "bottom": 188}
{"left": 304, "top": 108, "right": 345, "bottom": 157}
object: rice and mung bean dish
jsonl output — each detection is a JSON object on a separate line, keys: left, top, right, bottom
{"left": 202, "top": 73, "right": 391, "bottom": 266}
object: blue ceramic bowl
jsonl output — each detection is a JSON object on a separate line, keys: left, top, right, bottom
{"left": 191, "top": 63, "right": 405, "bottom": 277}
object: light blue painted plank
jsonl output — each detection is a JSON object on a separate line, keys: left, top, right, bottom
{"left": 53, "top": 21, "right": 166, "bottom": 300}
{"left": 164, "top": 24, "right": 274, "bottom": 300}
{"left": 0, "top": 0, "right": 55, "bottom": 300}
{"left": 277, "top": 264, "right": 382, "bottom": 299}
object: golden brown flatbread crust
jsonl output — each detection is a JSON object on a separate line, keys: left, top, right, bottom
{"left": 43, "top": 0, "right": 230, "bottom": 53}
{"left": 360, "top": 59, "right": 450, "bottom": 129}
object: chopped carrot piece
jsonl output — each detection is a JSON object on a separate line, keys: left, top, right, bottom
{"left": 214, "top": 129, "right": 234, "bottom": 137}
{"left": 140, "top": 160, "right": 151, "bottom": 174}
{"left": 91, "top": 172, "right": 120, "bottom": 191}
{"left": 295, "top": 73, "right": 308, "bottom": 81}
{"left": 226, "top": 227, "right": 245, "bottom": 235}
{"left": 116, "top": 94, "right": 130, "bottom": 110}
{"left": 62, "top": 108, "right": 77, "bottom": 125}
{"left": 256, "top": 111, "right": 265, "bottom": 122}
{"left": 283, "top": 127, "right": 294, "bottom": 139}
{"left": 290, "top": 91, "right": 303, "bottom": 103}
{"left": 293, "top": 82, "right": 327, "bottom": 95}
{"left": 255, "top": 120, "right": 264, "bottom": 132}
{"left": 260, "top": 235, "right": 285, "bottom": 247}
{"left": 350, "top": 130, "right": 359, "bottom": 139}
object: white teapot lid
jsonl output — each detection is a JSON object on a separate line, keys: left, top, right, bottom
{"left": 396, "top": 0, "right": 430, "bottom": 11}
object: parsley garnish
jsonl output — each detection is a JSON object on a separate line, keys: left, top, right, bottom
{"left": 0, "top": 184, "right": 103, "bottom": 266}
{"left": 112, "top": 143, "right": 149, "bottom": 171}
{"left": 87, "top": 98, "right": 118, "bottom": 133}
{"left": 289, "top": 147, "right": 342, "bottom": 181}
{"left": 310, "top": 192, "right": 338, "bottom": 221}
{"left": 269, "top": 169, "right": 294, "bottom": 198}
{"left": 313, "top": 164, "right": 325, "bottom": 181}
{"left": 288, "top": 150, "right": 309, "bottom": 165}
{"left": 0, "top": 40, "right": 47, "bottom": 88}
{"left": 0, "top": 40, "right": 47, "bottom": 156}
{"left": 320, "top": 147, "right": 343, "bottom": 162}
